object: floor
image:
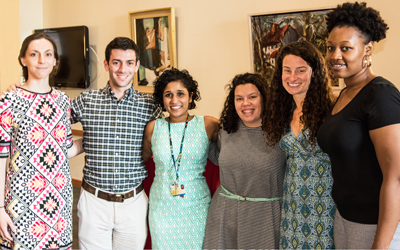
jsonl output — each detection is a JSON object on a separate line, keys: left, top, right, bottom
{"left": 73, "top": 187, "right": 80, "bottom": 249}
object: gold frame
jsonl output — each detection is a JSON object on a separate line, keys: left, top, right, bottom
{"left": 129, "top": 7, "right": 177, "bottom": 93}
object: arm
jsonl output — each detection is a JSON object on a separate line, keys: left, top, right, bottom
{"left": 68, "top": 139, "right": 84, "bottom": 158}
{"left": 204, "top": 116, "right": 220, "bottom": 142}
{"left": 370, "top": 124, "right": 400, "bottom": 249}
{"left": 0, "top": 158, "right": 16, "bottom": 243}
{"left": 142, "top": 120, "right": 155, "bottom": 164}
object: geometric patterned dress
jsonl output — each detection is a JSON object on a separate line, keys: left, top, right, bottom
{"left": 0, "top": 88, "right": 73, "bottom": 250}
{"left": 279, "top": 129, "right": 335, "bottom": 249}
{"left": 149, "top": 115, "right": 211, "bottom": 250}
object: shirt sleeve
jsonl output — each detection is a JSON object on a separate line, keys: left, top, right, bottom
{"left": 0, "top": 93, "right": 13, "bottom": 158}
{"left": 70, "top": 93, "right": 85, "bottom": 124}
{"left": 365, "top": 82, "right": 400, "bottom": 130}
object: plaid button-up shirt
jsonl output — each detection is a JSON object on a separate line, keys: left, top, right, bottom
{"left": 71, "top": 83, "right": 162, "bottom": 193}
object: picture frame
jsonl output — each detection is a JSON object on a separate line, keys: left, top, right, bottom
{"left": 129, "top": 7, "right": 177, "bottom": 93}
{"left": 249, "top": 7, "right": 344, "bottom": 90}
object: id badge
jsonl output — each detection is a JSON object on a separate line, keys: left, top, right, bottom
{"left": 170, "top": 183, "right": 186, "bottom": 197}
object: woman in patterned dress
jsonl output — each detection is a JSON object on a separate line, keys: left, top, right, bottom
{"left": 203, "top": 73, "right": 286, "bottom": 249}
{"left": 142, "top": 68, "right": 219, "bottom": 249}
{"left": 0, "top": 33, "right": 82, "bottom": 249}
{"left": 263, "top": 40, "right": 336, "bottom": 249}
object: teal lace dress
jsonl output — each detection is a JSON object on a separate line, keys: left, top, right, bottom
{"left": 149, "top": 116, "right": 211, "bottom": 249}
{"left": 279, "top": 129, "right": 335, "bottom": 249}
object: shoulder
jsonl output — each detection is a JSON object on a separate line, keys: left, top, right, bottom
{"left": 361, "top": 77, "right": 400, "bottom": 105}
{"left": 204, "top": 116, "right": 220, "bottom": 127}
{"left": 1, "top": 88, "right": 22, "bottom": 103}
{"left": 72, "top": 88, "right": 107, "bottom": 106}
{"left": 133, "top": 89, "right": 155, "bottom": 103}
{"left": 366, "top": 77, "right": 399, "bottom": 95}
{"left": 144, "top": 119, "right": 157, "bottom": 137}
{"left": 52, "top": 89, "right": 70, "bottom": 101}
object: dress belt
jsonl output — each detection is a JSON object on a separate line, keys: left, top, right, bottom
{"left": 82, "top": 179, "right": 143, "bottom": 203}
{"left": 219, "top": 185, "right": 282, "bottom": 202}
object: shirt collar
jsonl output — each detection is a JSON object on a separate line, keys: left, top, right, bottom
{"left": 103, "top": 81, "right": 137, "bottom": 100}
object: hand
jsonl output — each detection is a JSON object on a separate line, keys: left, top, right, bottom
{"left": 0, "top": 208, "right": 16, "bottom": 243}
{"left": 8, "top": 83, "right": 20, "bottom": 92}
{"left": 2, "top": 83, "right": 20, "bottom": 95}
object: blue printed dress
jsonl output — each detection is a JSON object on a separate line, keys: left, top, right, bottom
{"left": 149, "top": 116, "right": 211, "bottom": 249}
{"left": 279, "top": 129, "right": 335, "bottom": 249}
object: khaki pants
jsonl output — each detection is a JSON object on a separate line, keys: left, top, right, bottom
{"left": 77, "top": 187, "right": 148, "bottom": 249}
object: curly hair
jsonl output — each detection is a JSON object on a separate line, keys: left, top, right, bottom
{"left": 263, "top": 40, "right": 334, "bottom": 146}
{"left": 19, "top": 33, "right": 60, "bottom": 82}
{"left": 152, "top": 68, "right": 201, "bottom": 111}
{"left": 220, "top": 73, "right": 268, "bottom": 134}
{"left": 326, "top": 2, "right": 388, "bottom": 43}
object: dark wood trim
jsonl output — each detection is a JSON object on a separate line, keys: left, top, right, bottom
{"left": 71, "top": 129, "right": 83, "bottom": 136}
{"left": 72, "top": 178, "right": 82, "bottom": 188}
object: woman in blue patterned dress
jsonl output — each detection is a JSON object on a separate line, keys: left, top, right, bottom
{"left": 142, "top": 68, "right": 219, "bottom": 249}
{"left": 263, "top": 40, "right": 336, "bottom": 249}
{"left": 0, "top": 33, "right": 82, "bottom": 249}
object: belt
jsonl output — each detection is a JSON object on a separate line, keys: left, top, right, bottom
{"left": 82, "top": 179, "right": 143, "bottom": 202}
{"left": 219, "top": 185, "right": 282, "bottom": 202}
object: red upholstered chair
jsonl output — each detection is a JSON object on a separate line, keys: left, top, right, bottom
{"left": 142, "top": 158, "right": 220, "bottom": 249}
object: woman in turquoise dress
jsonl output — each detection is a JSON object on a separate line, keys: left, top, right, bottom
{"left": 142, "top": 68, "right": 219, "bottom": 249}
{"left": 263, "top": 40, "right": 336, "bottom": 249}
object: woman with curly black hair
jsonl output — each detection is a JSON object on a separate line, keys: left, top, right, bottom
{"left": 317, "top": 2, "right": 400, "bottom": 249}
{"left": 263, "top": 40, "right": 335, "bottom": 249}
{"left": 142, "top": 68, "right": 219, "bottom": 249}
{"left": 203, "top": 73, "right": 286, "bottom": 249}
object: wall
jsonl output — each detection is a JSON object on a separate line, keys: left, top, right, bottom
{"left": 37, "top": 0, "right": 400, "bottom": 117}
{"left": 0, "top": 0, "right": 20, "bottom": 92}
{"left": 15, "top": 0, "right": 400, "bottom": 180}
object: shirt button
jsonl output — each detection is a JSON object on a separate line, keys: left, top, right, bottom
{"left": 116, "top": 153, "right": 118, "bottom": 156}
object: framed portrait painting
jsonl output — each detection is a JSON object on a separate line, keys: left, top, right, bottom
{"left": 129, "top": 7, "right": 177, "bottom": 93}
{"left": 249, "top": 7, "right": 344, "bottom": 90}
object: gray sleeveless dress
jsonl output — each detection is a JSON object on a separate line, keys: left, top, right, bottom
{"left": 203, "top": 122, "right": 286, "bottom": 249}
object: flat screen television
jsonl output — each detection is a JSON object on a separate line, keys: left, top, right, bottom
{"left": 34, "top": 26, "right": 90, "bottom": 88}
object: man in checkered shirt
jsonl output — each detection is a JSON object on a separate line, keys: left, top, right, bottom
{"left": 71, "top": 37, "right": 162, "bottom": 249}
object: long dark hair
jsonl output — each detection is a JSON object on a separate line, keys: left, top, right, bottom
{"left": 263, "top": 40, "right": 334, "bottom": 146}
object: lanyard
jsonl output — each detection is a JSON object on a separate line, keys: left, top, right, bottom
{"left": 168, "top": 114, "right": 190, "bottom": 183}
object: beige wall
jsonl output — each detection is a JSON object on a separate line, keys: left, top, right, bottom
{"left": 14, "top": 0, "right": 400, "bottom": 179}
{"left": 36, "top": 0, "right": 400, "bottom": 117}
{"left": 0, "top": 0, "right": 20, "bottom": 92}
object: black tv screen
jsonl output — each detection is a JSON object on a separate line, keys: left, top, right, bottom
{"left": 34, "top": 26, "right": 90, "bottom": 88}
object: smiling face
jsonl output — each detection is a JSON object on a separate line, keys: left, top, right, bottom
{"left": 326, "top": 26, "right": 372, "bottom": 80}
{"left": 282, "top": 54, "right": 313, "bottom": 100}
{"left": 234, "top": 83, "right": 263, "bottom": 127}
{"left": 163, "top": 80, "right": 193, "bottom": 123}
{"left": 20, "top": 38, "right": 56, "bottom": 81}
{"left": 104, "top": 49, "right": 139, "bottom": 91}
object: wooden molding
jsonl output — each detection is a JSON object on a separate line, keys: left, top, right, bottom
{"left": 72, "top": 178, "right": 82, "bottom": 188}
{"left": 71, "top": 129, "right": 83, "bottom": 136}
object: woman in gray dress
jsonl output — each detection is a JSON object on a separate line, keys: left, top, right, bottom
{"left": 203, "top": 73, "right": 286, "bottom": 249}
